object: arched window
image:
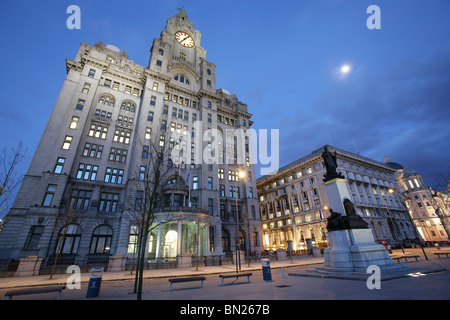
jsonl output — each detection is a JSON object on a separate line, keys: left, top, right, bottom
{"left": 120, "top": 100, "right": 136, "bottom": 112}
{"left": 98, "top": 94, "right": 115, "bottom": 107}
{"left": 56, "top": 224, "right": 81, "bottom": 254}
{"left": 90, "top": 225, "right": 113, "bottom": 254}
{"left": 174, "top": 75, "right": 190, "bottom": 85}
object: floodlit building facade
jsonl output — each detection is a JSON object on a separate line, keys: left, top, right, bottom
{"left": 256, "top": 146, "right": 419, "bottom": 252}
{"left": 0, "top": 9, "right": 263, "bottom": 273}
{"left": 385, "top": 157, "right": 450, "bottom": 244}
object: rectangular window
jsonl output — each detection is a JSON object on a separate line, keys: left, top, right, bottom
{"left": 142, "top": 145, "right": 149, "bottom": 159}
{"left": 54, "top": 157, "right": 66, "bottom": 174}
{"left": 208, "top": 177, "right": 213, "bottom": 190}
{"left": 82, "top": 143, "right": 103, "bottom": 158}
{"left": 88, "top": 69, "right": 95, "bottom": 78}
{"left": 208, "top": 198, "right": 214, "bottom": 215}
{"left": 88, "top": 124, "right": 108, "bottom": 139}
{"left": 229, "top": 186, "right": 236, "bottom": 198}
{"left": 104, "top": 79, "right": 111, "bottom": 87}
{"left": 192, "top": 176, "right": 199, "bottom": 190}
{"left": 62, "top": 136, "right": 73, "bottom": 150}
{"left": 70, "top": 190, "right": 92, "bottom": 211}
{"left": 25, "top": 226, "right": 44, "bottom": 250}
{"left": 69, "top": 116, "right": 79, "bottom": 129}
{"left": 75, "top": 99, "right": 85, "bottom": 110}
{"left": 139, "top": 166, "right": 146, "bottom": 181}
{"left": 150, "top": 96, "right": 156, "bottom": 106}
{"left": 125, "top": 86, "right": 132, "bottom": 94}
{"left": 128, "top": 225, "right": 139, "bottom": 253}
{"left": 218, "top": 168, "right": 224, "bottom": 180}
{"left": 113, "top": 130, "right": 131, "bottom": 144}
{"left": 135, "top": 191, "right": 143, "bottom": 211}
{"left": 104, "top": 168, "right": 124, "bottom": 184}
{"left": 108, "top": 148, "right": 127, "bottom": 162}
{"left": 76, "top": 163, "right": 98, "bottom": 181}
{"left": 82, "top": 83, "right": 90, "bottom": 94}
{"left": 144, "top": 127, "right": 151, "bottom": 141}
{"left": 42, "top": 185, "right": 57, "bottom": 207}
{"left": 147, "top": 111, "right": 154, "bottom": 122}
{"left": 153, "top": 82, "right": 159, "bottom": 91}
{"left": 220, "top": 185, "right": 225, "bottom": 197}
{"left": 112, "top": 82, "right": 120, "bottom": 90}
{"left": 156, "top": 60, "right": 162, "bottom": 67}
{"left": 99, "top": 193, "right": 119, "bottom": 212}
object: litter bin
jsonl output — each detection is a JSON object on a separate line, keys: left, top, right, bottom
{"left": 261, "top": 259, "right": 272, "bottom": 281}
{"left": 86, "top": 267, "right": 104, "bottom": 298}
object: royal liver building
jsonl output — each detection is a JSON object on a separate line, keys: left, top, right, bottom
{"left": 0, "top": 9, "right": 262, "bottom": 273}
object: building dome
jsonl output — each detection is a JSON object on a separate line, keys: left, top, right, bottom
{"left": 385, "top": 162, "right": 404, "bottom": 170}
{"left": 384, "top": 155, "right": 404, "bottom": 170}
{"left": 402, "top": 168, "right": 418, "bottom": 177}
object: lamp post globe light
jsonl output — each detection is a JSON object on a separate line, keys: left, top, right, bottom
{"left": 235, "top": 170, "right": 246, "bottom": 273}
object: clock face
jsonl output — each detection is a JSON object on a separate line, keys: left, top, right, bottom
{"left": 175, "top": 31, "right": 195, "bottom": 48}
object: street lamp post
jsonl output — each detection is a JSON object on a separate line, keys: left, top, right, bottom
{"left": 385, "top": 189, "right": 405, "bottom": 254}
{"left": 235, "top": 170, "right": 246, "bottom": 273}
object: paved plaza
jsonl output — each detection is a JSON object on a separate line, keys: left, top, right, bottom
{"left": 1, "top": 248, "right": 449, "bottom": 302}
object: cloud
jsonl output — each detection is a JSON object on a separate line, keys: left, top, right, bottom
{"left": 274, "top": 46, "right": 450, "bottom": 187}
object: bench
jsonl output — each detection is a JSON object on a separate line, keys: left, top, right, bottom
{"left": 392, "top": 255, "right": 420, "bottom": 263}
{"left": 434, "top": 252, "right": 450, "bottom": 259}
{"left": 168, "top": 276, "right": 206, "bottom": 291}
{"left": 219, "top": 272, "right": 252, "bottom": 285}
{"left": 5, "top": 286, "right": 65, "bottom": 300}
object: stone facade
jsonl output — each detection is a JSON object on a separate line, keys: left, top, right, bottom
{"left": 0, "top": 10, "right": 263, "bottom": 273}
{"left": 256, "top": 145, "right": 418, "bottom": 252}
{"left": 386, "top": 157, "right": 450, "bottom": 243}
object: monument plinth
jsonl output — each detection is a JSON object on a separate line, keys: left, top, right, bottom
{"left": 318, "top": 146, "right": 406, "bottom": 274}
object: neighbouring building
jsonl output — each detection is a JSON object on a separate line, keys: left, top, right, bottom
{"left": 385, "top": 157, "right": 450, "bottom": 244}
{"left": 0, "top": 9, "right": 263, "bottom": 274}
{"left": 256, "top": 145, "right": 419, "bottom": 252}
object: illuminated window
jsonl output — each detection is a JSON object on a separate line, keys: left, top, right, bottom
{"left": 113, "top": 129, "right": 131, "bottom": 144}
{"left": 88, "top": 124, "right": 108, "bottom": 139}
{"left": 69, "top": 116, "right": 79, "bottom": 129}
{"left": 62, "top": 135, "right": 73, "bottom": 150}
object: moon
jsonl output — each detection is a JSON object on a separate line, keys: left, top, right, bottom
{"left": 341, "top": 64, "right": 351, "bottom": 74}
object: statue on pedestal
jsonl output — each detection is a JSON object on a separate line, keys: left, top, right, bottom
{"left": 321, "top": 146, "right": 345, "bottom": 182}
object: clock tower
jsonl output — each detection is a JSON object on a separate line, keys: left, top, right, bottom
{"left": 149, "top": 8, "right": 215, "bottom": 92}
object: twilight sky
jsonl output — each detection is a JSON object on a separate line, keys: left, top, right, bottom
{"left": 0, "top": 0, "right": 449, "bottom": 190}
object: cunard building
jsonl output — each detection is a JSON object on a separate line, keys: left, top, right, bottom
{"left": 256, "top": 146, "right": 419, "bottom": 252}
{"left": 0, "top": 9, "right": 262, "bottom": 274}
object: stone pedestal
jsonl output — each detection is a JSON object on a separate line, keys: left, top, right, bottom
{"left": 178, "top": 252, "right": 192, "bottom": 268}
{"left": 14, "top": 256, "right": 43, "bottom": 277}
{"left": 321, "top": 228, "right": 397, "bottom": 273}
{"left": 108, "top": 254, "right": 126, "bottom": 272}
{"left": 318, "top": 177, "right": 404, "bottom": 275}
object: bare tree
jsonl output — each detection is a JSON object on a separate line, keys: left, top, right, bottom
{"left": 0, "top": 141, "right": 27, "bottom": 227}
{"left": 126, "top": 130, "right": 192, "bottom": 300}
{"left": 433, "top": 164, "right": 450, "bottom": 194}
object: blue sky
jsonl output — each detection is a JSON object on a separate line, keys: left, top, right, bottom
{"left": 0, "top": 0, "right": 449, "bottom": 189}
